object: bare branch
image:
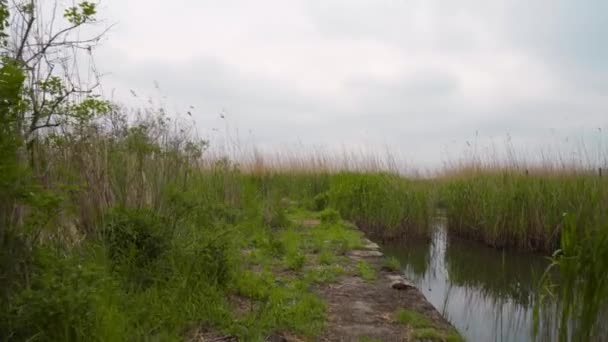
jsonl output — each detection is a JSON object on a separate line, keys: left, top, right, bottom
{"left": 23, "top": 22, "right": 80, "bottom": 64}
{"left": 15, "top": 0, "right": 34, "bottom": 60}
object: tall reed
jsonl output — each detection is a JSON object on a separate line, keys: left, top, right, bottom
{"left": 328, "top": 172, "right": 432, "bottom": 239}
{"left": 440, "top": 168, "right": 607, "bottom": 252}
{"left": 534, "top": 214, "right": 608, "bottom": 341}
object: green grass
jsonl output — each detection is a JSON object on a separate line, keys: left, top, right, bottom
{"left": 304, "top": 265, "right": 345, "bottom": 284}
{"left": 395, "top": 309, "right": 464, "bottom": 342}
{"left": 318, "top": 208, "right": 341, "bottom": 224}
{"left": 357, "top": 261, "right": 377, "bottom": 281}
{"left": 382, "top": 256, "right": 402, "bottom": 272}
{"left": 318, "top": 250, "right": 335, "bottom": 265}
{"left": 395, "top": 309, "right": 434, "bottom": 329}
{"left": 412, "top": 328, "right": 464, "bottom": 342}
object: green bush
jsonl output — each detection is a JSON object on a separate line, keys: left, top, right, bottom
{"left": 174, "top": 229, "right": 235, "bottom": 288}
{"left": 313, "top": 192, "right": 329, "bottom": 211}
{"left": 102, "top": 207, "right": 169, "bottom": 288}
{"left": 318, "top": 208, "right": 341, "bottom": 224}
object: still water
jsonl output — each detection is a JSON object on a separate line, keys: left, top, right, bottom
{"left": 383, "top": 217, "right": 552, "bottom": 342}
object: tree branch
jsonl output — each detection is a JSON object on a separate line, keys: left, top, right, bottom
{"left": 24, "top": 22, "right": 82, "bottom": 64}
{"left": 15, "top": 0, "right": 34, "bottom": 60}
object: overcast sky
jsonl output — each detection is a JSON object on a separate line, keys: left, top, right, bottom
{"left": 95, "top": 0, "right": 608, "bottom": 168}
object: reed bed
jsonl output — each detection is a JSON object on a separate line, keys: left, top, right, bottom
{"left": 328, "top": 172, "right": 432, "bottom": 239}
{"left": 438, "top": 167, "right": 607, "bottom": 253}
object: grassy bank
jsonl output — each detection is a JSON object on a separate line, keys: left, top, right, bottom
{"left": 0, "top": 104, "right": 435, "bottom": 340}
{"left": 1, "top": 146, "right": 369, "bottom": 340}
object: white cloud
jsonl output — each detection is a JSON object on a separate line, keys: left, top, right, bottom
{"left": 95, "top": 0, "right": 608, "bottom": 168}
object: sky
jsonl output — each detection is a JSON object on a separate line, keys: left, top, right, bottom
{"left": 93, "top": 0, "right": 608, "bottom": 168}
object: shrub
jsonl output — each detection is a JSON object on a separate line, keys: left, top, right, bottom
{"left": 318, "top": 208, "right": 341, "bottom": 224}
{"left": 264, "top": 205, "right": 290, "bottom": 229}
{"left": 313, "top": 192, "right": 329, "bottom": 211}
{"left": 102, "top": 207, "right": 169, "bottom": 288}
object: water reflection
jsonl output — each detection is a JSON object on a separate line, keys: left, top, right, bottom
{"left": 383, "top": 217, "right": 552, "bottom": 342}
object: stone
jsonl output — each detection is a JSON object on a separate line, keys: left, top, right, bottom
{"left": 391, "top": 280, "right": 415, "bottom": 291}
{"left": 265, "top": 333, "right": 287, "bottom": 342}
{"left": 300, "top": 219, "right": 321, "bottom": 227}
{"left": 386, "top": 275, "right": 416, "bottom": 290}
{"left": 348, "top": 250, "right": 383, "bottom": 258}
{"left": 363, "top": 242, "right": 381, "bottom": 250}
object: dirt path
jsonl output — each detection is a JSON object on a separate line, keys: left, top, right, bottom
{"left": 314, "top": 236, "right": 460, "bottom": 342}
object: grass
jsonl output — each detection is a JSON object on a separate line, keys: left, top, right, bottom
{"left": 395, "top": 309, "right": 434, "bottom": 329}
{"left": 412, "top": 328, "right": 464, "bottom": 342}
{"left": 357, "top": 261, "right": 377, "bottom": 281}
{"left": 0, "top": 128, "right": 380, "bottom": 342}
{"left": 395, "top": 309, "right": 464, "bottom": 342}
{"left": 382, "top": 256, "right": 402, "bottom": 272}
{"left": 358, "top": 337, "right": 383, "bottom": 342}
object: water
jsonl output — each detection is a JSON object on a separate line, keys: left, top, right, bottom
{"left": 383, "top": 217, "right": 552, "bottom": 342}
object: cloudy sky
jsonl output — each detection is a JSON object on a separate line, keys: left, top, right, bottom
{"left": 94, "top": 0, "right": 607, "bottom": 168}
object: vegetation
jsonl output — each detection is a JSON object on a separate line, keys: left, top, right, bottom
{"left": 0, "top": 2, "right": 371, "bottom": 339}
{"left": 395, "top": 309, "right": 463, "bottom": 342}
{"left": 357, "top": 261, "right": 377, "bottom": 281}
{"left": 1, "top": 1, "right": 607, "bottom": 341}
{"left": 382, "top": 256, "right": 401, "bottom": 272}
{"left": 440, "top": 168, "right": 607, "bottom": 252}
{"left": 534, "top": 215, "right": 608, "bottom": 341}
{"left": 439, "top": 166, "right": 608, "bottom": 340}
{"left": 328, "top": 172, "right": 431, "bottom": 239}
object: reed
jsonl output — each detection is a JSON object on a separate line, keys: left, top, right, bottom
{"left": 439, "top": 167, "right": 608, "bottom": 252}
{"left": 534, "top": 215, "right": 608, "bottom": 341}
{"left": 327, "top": 172, "right": 432, "bottom": 239}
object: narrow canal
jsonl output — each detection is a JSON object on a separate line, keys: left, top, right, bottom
{"left": 383, "top": 217, "right": 553, "bottom": 342}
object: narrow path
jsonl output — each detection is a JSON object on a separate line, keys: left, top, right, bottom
{"left": 314, "top": 233, "right": 460, "bottom": 342}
